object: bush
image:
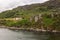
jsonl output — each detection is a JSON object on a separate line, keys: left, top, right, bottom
{"left": 4, "top": 20, "right": 16, "bottom": 27}
{"left": 16, "top": 19, "right": 32, "bottom": 26}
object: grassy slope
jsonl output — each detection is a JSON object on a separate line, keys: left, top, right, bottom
{"left": 0, "top": 0, "right": 60, "bottom": 31}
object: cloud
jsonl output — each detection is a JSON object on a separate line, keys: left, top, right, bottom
{"left": 0, "top": 0, "right": 49, "bottom": 12}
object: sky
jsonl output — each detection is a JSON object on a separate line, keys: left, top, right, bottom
{"left": 0, "top": 0, "right": 49, "bottom": 12}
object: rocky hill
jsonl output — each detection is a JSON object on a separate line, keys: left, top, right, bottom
{"left": 0, "top": 0, "right": 60, "bottom": 31}
{"left": 0, "top": 0, "right": 60, "bottom": 18}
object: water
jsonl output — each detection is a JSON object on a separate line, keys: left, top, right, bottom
{"left": 0, "top": 28, "right": 60, "bottom": 40}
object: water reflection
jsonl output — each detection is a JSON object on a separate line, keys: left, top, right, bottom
{"left": 0, "top": 28, "right": 60, "bottom": 40}
{"left": 47, "top": 33, "right": 60, "bottom": 40}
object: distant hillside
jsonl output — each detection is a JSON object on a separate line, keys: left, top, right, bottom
{"left": 0, "top": 0, "right": 60, "bottom": 18}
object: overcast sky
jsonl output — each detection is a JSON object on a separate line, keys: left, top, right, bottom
{"left": 0, "top": 0, "right": 49, "bottom": 12}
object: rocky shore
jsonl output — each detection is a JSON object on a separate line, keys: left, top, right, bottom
{"left": 6, "top": 27, "right": 60, "bottom": 33}
{"left": 0, "top": 26, "right": 60, "bottom": 33}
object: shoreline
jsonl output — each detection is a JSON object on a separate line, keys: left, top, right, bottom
{"left": 0, "top": 26, "right": 60, "bottom": 33}
{"left": 7, "top": 27, "right": 60, "bottom": 33}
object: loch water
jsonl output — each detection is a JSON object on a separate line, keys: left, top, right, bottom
{"left": 0, "top": 28, "right": 60, "bottom": 40}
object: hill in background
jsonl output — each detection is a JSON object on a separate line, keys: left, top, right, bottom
{"left": 0, "top": 0, "right": 60, "bottom": 18}
{"left": 0, "top": 0, "right": 60, "bottom": 31}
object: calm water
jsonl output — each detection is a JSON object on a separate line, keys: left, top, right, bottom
{"left": 0, "top": 28, "right": 60, "bottom": 40}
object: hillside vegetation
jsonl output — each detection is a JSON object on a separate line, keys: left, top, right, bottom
{"left": 0, "top": 0, "right": 60, "bottom": 31}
